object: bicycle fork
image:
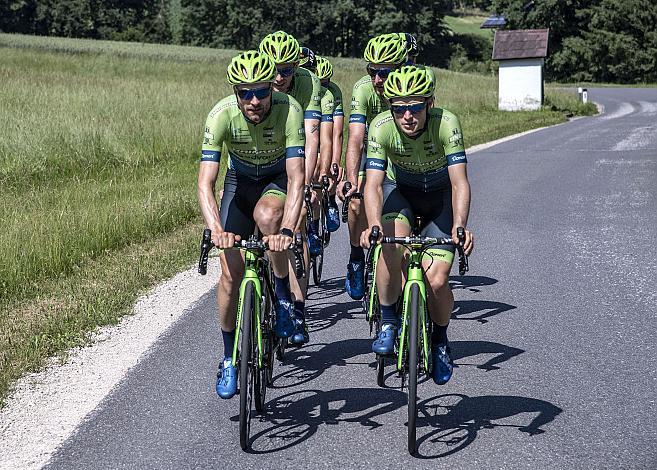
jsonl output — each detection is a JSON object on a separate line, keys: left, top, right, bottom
{"left": 233, "top": 252, "right": 264, "bottom": 369}
{"left": 397, "top": 257, "right": 431, "bottom": 375}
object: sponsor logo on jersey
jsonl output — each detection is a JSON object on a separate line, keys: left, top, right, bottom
{"left": 449, "top": 129, "right": 463, "bottom": 147}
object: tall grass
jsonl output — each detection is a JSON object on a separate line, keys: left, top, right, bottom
{"left": 0, "top": 33, "right": 594, "bottom": 402}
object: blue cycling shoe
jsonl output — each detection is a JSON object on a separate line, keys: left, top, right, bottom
{"left": 432, "top": 343, "right": 453, "bottom": 385}
{"left": 289, "top": 318, "right": 310, "bottom": 345}
{"left": 345, "top": 260, "right": 365, "bottom": 300}
{"left": 275, "top": 300, "right": 295, "bottom": 338}
{"left": 326, "top": 205, "right": 340, "bottom": 232}
{"left": 372, "top": 325, "right": 397, "bottom": 355}
{"left": 308, "top": 232, "right": 322, "bottom": 256}
{"left": 216, "top": 357, "right": 237, "bottom": 399}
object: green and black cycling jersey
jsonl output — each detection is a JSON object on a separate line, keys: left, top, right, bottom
{"left": 365, "top": 107, "right": 466, "bottom": 192}
{"left": 320, "top": 85, "right": 336, "bottom": 122}
{"left": 348, "top": 75, "right": 389, "bottom": 125}
{"left": 288, "top": 67, "right": 322, "bottom": 121}
{"left": 325, "top": 81, "right": 344, "bottom": 118}
{"left": 201, "top": 92, "right": 306, "bottom": 179}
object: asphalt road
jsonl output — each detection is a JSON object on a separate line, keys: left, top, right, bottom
{"left": 46, "top": 88, "right": 657, "bottom": 469}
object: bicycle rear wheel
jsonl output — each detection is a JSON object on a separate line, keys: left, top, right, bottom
{"left": 239, "top": 282, "right": 255, "bottom": 450}
{"left": 407, "top": 283, "right": 420, "bottom": 455}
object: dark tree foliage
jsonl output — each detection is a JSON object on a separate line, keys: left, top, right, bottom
{"left": 0, "top": 0, "right": 170, "bottom": 43}
{"left": 491, "top": 0, "right": 657, "bottom": 82}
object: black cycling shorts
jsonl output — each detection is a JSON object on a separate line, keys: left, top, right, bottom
{"left": 219, "top": 169, "right": 287, "bottom": 238}
{"left": 381, "top": 178, "right": 455, "bottom": 262}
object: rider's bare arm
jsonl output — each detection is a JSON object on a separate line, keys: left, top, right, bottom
{"left": 198, "top": 161, "right": 222, "bottom": 232}
{"left": 344, "top": 122, "right": 365, "bottom": 186}
{"left": 304, "top": 119, "right": 320, "bottom": 184}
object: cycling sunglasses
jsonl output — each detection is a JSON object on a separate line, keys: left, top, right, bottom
{"left": 276, "top": 65, "right": 296, "bottom": 77}
{"left": 390, "top": 102, "right": 426, "bottom": 116}
{"left": 367, "top": 65, "right": 395, "bottom": 78}
{"left": 236, "top": 86, "right": 272, "bottom": 101}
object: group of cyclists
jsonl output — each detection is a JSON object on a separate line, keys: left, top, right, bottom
{"left": 198, "top": 31, "right": 474, "bottom": 400}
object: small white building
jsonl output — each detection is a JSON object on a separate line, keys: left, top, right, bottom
{"left": 493, "top": 29, "right": 549, "bottom": 111}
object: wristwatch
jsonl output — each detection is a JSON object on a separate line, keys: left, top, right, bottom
{"left": 279, "top": 228, "right": 294, "bottom": 238}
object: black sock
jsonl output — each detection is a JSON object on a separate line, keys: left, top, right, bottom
{"left": 222, "top": 329, "right": 236, "bottom": 359}
{"left": 311, "top": 219, "right": 320, "bottom": 233}
{"left": 350, "top": 244, "right": 364, "bottom": 262}
{"left": 328, "top": 194, "right": 338, "bottom": 209}
{"left": 274, "top": 274, "right": 291, "bottom": 302}
{"left": 294, "top": 301, "right": 305, "bottom": 321}
{"left": 381, "top": 303, "right": 398, "bottom": 327}
{"left": 431, "top": 323, "right": 448, "bottom": 346}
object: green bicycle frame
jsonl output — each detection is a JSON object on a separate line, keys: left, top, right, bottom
{"left": 232, "top": 249, "right": 265, "bottom": 369}
{"left": 396, "top": 247, "right": 431, "bottom": 373}
{"left": 367, "top": 244, "right": 382, "bottom": 322}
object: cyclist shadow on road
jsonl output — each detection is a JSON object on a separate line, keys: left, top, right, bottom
{"left": 415, "top": 393, "right": 563, "bottom": 459}
{"left": 273, "top": 338, "right": 372, "bottom": 389}
{"left": 452, "top": 299, "right": 516, "bottom": 324}
{"left": 246, "top": 387, "right": 407, "bottom": 454}
{"left": 451, "top": 340, "right": 524, "bottom": 372}
{"left": 376, "top": 340, "right": 523, "bottom": 387}
{"left": 449, "top": 275, "right": 498, "bottom": 293}
{"left": 305, "top": 299, "right": 363, "bottom": 334}
{"left": 306, "top": 276, "right": 349, "bottom": 302}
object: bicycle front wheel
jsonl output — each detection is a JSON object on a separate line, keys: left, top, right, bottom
{"left": 407, "top": 283, "right": 420, "bottom": 455}
{"left": 239, "top": 282, "right": 255, "bottom": 451}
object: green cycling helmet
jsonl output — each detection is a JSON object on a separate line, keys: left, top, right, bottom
{"left": 226, "top": 50, "right": 276, "bottom": 85}
{"left": 315, "top": 56, "right": 333, "bottom": 80}
{"left": 259, "top": 31, "right": 300, "bottom": 64}
{"left": 364, "top": 33, "right": 408, "bottom": 65}
{"left": 383, "top": 65, "right": 435, "bottom": 99}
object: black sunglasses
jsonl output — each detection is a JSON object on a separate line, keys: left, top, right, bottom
{"left": 367, "top": 65, "right": 395, "bottom": 78}
{"left": 236, "top": 87, "right": 272, "bottom": 100}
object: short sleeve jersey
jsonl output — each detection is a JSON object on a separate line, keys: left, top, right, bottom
{"left": 326, "top": 81, "right": 344, "bottom": 118}
{"left": 348, "top": 75, "right": 390, "bottom": 126}
{"left": 365, "top": 107, "right": 467, "bottom": 192}
{"left": 201, "top": 92, "right": 306, "bottom": 180}
{"left": 289, "top": 68, "right": 322, "bottom": 121}
{"left": 320, "top": 85, "right": 336, "bottom": 123}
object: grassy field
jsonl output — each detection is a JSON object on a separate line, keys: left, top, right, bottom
{"left": 0, "top": 33, "right": 596, "bottom": 404}
{"left": 444, "top": 13, "right": 493, "bottom": 40}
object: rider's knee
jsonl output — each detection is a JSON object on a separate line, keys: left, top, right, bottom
{"left": 428, "top": 271, "right": 449, "bottom": 295}
{"left": 254, "top": 203, "right": 283, "bottom": 234}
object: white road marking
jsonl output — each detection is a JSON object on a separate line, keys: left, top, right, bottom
{"left": 600, "top": 101, "right": 636, "bottom": 120}
{"left": 612, "top": 125, "right": 657, "bottom": 151}
{"left": 0, "top": 259, "right": 221, "bottom": 470}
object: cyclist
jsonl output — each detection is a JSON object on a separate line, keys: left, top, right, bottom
{"left": 337, "top": 33, "right": 408, "bottom": 300}
{"left": 301, "top": 49, "right": 339, "bottom": 232}
{"left": 316, "top": 56, "right": 343, "bottom": 232}
{"left": 400, "top": 33, "right": 419, "bottom": 65}
{"left": 359, "top": 65, "right": 474, "bottom": 385}
{"left": 299, "top": 46, "right": 317, "bottom": 73}
{"left": 259, "top": 31, "right": 323, "bottom": 345}
{"left": 198, "top": 50, "right": 306, "bottom": 398}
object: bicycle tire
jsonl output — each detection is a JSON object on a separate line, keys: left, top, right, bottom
{"left": 255, "top": 283, "right": 272, "bottom": 410}
{"left": 239, "top": 282, "right": 255, "bottom": 450}
{"left": 407, "top": 283, "right": 420, "bottom": 455}
{"left": 312, "top": 251, "right": 323, "bottom": 285}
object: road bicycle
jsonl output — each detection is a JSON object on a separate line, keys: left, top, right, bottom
{"left": 365, "top": 221, "right": 469, "bottom": 454}
{"left": 198, "top": 229, "right": 305, "bottom": 450}
{"left": 304, "top": 164, "right": 339, "bottom": 285}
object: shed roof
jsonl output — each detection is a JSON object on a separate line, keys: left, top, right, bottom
{"left": 492, "top": 29, "right": 549, "bottom": 60}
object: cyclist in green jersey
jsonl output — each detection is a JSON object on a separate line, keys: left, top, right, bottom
{"left": 316, "top": 56, "right": 344, "bottom": 231}
{"left": 337, "top": 33, "right": 408, "bottom": 301}
{"left": 198, "top": 51, "right": 306, "bottom": 399}
{"left": 399, "top": 32, "right": 419, "bottom": 65}
{"left": 360, "top": 65, "right": 474, "bottom": 385}
{"left": 259, "top": 32, "right": 324, "bottom": 345}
